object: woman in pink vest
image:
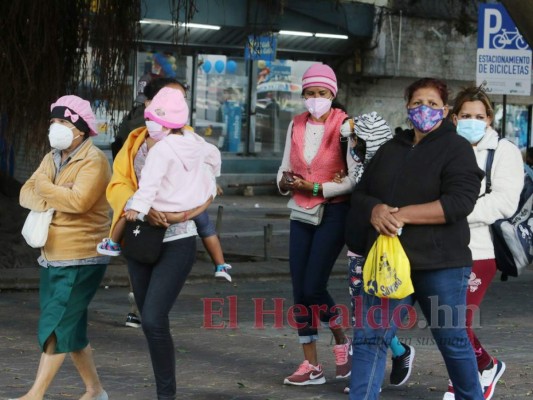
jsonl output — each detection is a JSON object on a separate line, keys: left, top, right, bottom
{"left": 278, "top": 63, "right": 357, "bottom": 387}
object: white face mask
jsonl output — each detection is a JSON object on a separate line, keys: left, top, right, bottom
{"left": 48, "top": 123, "right": 80, "bottom": 150}
{"left": 145, "top": 120, "right": 169, "bottom": 141}
{"left": 304, "top": 97, "right": 333, "bottom": 119}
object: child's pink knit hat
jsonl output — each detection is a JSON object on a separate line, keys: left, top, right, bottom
{"left": 302, "top": 63, "right": 338, "bottom": 97}
{"left": 144, "top": 87, "right": 189, "bottom": 129}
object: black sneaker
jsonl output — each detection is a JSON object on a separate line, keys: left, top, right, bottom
{"left": 125, "top": 312, "right": 141, "bottom": 328}
{"left": 390, "top": 343, "right": 415, "bottom": 386}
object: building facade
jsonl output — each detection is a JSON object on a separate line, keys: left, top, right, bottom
{"left": 12, "top": 0, "right": 533, "bottom": 192}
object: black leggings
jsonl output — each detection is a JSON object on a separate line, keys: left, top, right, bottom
{"left": 127, "top": 236, "right": 196, "bottom": 400}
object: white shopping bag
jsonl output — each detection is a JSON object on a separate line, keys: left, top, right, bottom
{"left": 21, "top": 209, "right": 55, "bottom": 248}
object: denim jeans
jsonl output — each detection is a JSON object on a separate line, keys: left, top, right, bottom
{"left": 127, "top": 236, "right": 196, "bottom": 400}
{"left": 289, "top": 202, "right": 348, "bottom": 342}
{"left": 193, "top": 210, "right": 216, "bottom": 238}
{"left": 349, "top": 266, "right": 484, "bottom": 400}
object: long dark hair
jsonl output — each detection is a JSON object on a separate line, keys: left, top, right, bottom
{"left": 144, "top": 77, "right": 187, "bottom": 101}
{"left": 332, "top": 99, "right": 347, "bottom": 112}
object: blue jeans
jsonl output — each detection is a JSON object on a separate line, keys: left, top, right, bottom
{"left": 349, "top": 266, "right": 483, "bottom": 400}
{"left": 193, "top": 210, "right": 216, "bottom": 238}
{"left": 289, "top": 202, "right": 348, "bottom": 343}
{"left": 127, "top": 237, "right": 196, "bottom": 400}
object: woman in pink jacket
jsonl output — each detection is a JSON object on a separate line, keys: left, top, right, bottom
{"left": 277, "top": 63, "right": 356, "bottom": 387}
{"left": 108, "top": 86, "right": 220, "bottom": 400}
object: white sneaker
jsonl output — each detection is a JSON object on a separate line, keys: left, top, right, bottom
{"left": 480, "top": 358, "right": 506, "bottom": 400}
{"left": 442, "top": 379, "right": 455, "bottom": 400}
{"left": 215, "top": 263, "right": 232, "bottom": 282}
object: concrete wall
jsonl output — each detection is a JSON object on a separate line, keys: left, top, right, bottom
{"left": 340, "top": 13, "right": 533, "bottom": 134}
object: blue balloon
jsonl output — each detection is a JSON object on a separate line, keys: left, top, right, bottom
{"left": 215, "top": 60, "right": 225, "bottom": 73}
{"left": 202, "top": 60, "right": 212, "bottom": 73}
{"left": 226, "top": 60, "right": 237, "bottom": 74}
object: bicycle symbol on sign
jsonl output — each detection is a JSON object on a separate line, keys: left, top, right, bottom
{"left": 492, "top": 28, "right": 529, "bottom": 50}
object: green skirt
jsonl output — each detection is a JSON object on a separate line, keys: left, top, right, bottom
{"left": 38, "top": 264, "right": 107, "bottom": 353}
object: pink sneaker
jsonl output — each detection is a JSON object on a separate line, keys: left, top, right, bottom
{"left": 283, "top": 360, "right": 326, "bottom": 386}
{"left": 333, "top": 340, "right": 352, "bottom": 379}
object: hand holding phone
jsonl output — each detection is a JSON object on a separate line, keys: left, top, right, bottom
{"left": 283, "top": 171, "right": 303, "bottom": 183}
{"left": 283, "top": 171, "right": 295, "bottom": 183}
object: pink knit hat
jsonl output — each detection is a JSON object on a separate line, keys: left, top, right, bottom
{"left": 144, "top": 87, "right": 189, "bottom": 129}
{"left": 50, "top": 95, "right": 98, "bottom": 136}
{"left": 302, "top": 63, "right": 338, "bottom": 97}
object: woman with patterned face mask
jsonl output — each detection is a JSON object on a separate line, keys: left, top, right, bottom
{"left": 345, "top": 78, "right": 486, "bottom": 399}
{"left": 277, "top": 63, "right": 358, "bottom": 388}
{"left": 443, "top": 86, "right": 524, "bottom": 400}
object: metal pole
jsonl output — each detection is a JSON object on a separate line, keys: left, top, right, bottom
{"left": 397, "top": 10, "right": 402, "bottom": 76}
{"left": 263, "top": 223, "right": 273, "bottom": 261}
{"left": 246, "top": 59, "right": 255, "bottom": 155}
{"left": 190, "top": 55, "right": 198, "bottom": 128}
{"left": 215, "top": 205, "right": 224, "bottom": 236}
{"left": 502, "top": 95, "right": 507, "bottom": 137}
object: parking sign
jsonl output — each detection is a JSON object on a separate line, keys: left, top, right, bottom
{"left": 476, "top": 4, "right": 531, "bottom": 95}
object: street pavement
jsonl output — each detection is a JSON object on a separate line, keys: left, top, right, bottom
{"left": 1, "top": 195, "right": 532, "bottom": 399}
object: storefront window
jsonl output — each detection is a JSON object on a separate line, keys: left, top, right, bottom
{"left": 494, "top": 103, "right": 531, "bottom": 150}
{"left": 111, "top": 53, "right": 331, "bottom": 160}
{"left": 194, "top": 55, "right": 247, "bottom": 153}
{"left": 192, "top": 56, "right": 318, "bottom": 157}
{"left": 254, "top": 60, "right": 316, "bottom": 155}
{"left": 90, "top": 99, "right": 123, "bottom": 149}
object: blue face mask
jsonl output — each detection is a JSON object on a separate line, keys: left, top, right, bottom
{"left": 456, "top": 119, "right": 486, "bottom": 144}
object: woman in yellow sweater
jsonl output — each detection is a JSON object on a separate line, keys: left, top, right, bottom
{"left": 16, "top": 95, "right": 110, "bottom": 400}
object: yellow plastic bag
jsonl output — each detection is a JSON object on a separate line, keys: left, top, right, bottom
{"left": 363, "top": 235, "right": 414, "bottom": 299}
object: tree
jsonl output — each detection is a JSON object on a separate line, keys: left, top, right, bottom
{"left": 0, "top": 0, "right": 141, "bottom": 159}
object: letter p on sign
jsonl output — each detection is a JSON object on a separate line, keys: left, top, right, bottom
{"left": 484, "top": 8, "right": 502, "bottom": 49}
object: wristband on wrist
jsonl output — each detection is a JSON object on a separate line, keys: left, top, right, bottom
{"left": 183, "top": 211, "right": 189, "bottom": 221}
{"left": 312, "top": 182, "right": 320, "bottom": 197}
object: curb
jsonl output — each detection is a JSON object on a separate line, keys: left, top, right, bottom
{"left": 0, "top": 256, "right": 348, "bottom": 290}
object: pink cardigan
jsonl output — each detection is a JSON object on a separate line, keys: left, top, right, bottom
{"left": 290, "top": 108, "right": 348, "bottom": 208}
{"left": 129, "top": 131, "right": 220, "bottom": 214}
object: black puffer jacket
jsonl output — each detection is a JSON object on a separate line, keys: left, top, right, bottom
{"left": 345, "top": 120, "right": 484, "bottom": 271}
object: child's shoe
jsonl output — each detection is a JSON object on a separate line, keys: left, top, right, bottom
{"left": 97, "top": 238, "right": 121, "bottom": 256}
{"left": 215, "top": 263, "right": 232, "bottom": 282}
